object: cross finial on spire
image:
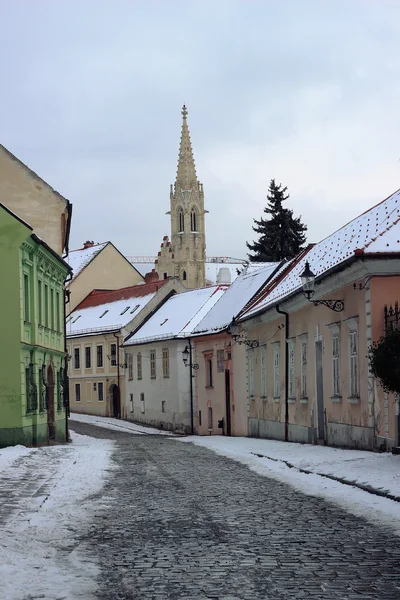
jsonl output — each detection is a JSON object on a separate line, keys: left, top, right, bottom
{"left": 181, "top": 104, "right": 188, "bottom": 119}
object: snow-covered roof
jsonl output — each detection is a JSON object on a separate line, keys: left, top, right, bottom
{"left": 242, "top": 187, "right": 400, "bottom": 319}
{"left": 66, "top": 289, "right": 158, "bottom": 337}
{"left": 193, "top": 263, "right": 279, "bottom": 335}
{"left": 67, "top": 242, "right": 108, "bottom": 281}
{"left": 125, "top": 285, "right": 228, "bottom": 345}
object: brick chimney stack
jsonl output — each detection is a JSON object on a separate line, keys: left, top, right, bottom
{"left": 144, "top": 269, "right": 160, "bottom": 284}
{"left": 83, "top": 240, "right": 95, "bottom": 249}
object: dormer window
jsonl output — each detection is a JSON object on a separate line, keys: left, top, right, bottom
{"left": 178, "top": 207, "right": 184, "bottom": 232}
{"left": 130, "top": 304, "right": 140, "bottom": 314}
{"left": 99, "top": 310, "right": 109, "bottom": 319}
{"left": 72, "top": 315, "right": 81, "bottom": 324}
{"left": 190, "top": 208, "right": 197, "bottom": 232}
{"left": 120, "top": 306, "right": 130, "bottom": 315}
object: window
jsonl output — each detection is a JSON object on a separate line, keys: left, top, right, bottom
{"left": 38, "top": 280, "right": 42, "bottom": 325}
{"left": 25, "top": 365, "right": 37, "bottom": 412}
{"left": 74, "top": 347, "right": 80, "bottom": 370}
{"left": 111, "top": 344, "right": 117, "bottom": 366}
{"left": 178, "top": 207, "right": 184, "bottom": 232}
{"left": 349, "top": 330, "right": 359, "bottom": 397}
{"left": 50, "top": 288, "right": 54, "bottom": 330}
{"left": 120, "top": 306, "right": 130, "bottom": 315}
{"left": 182, "top": 271, "right": 187, "bottom": 281}
{"left": 23, "top": 273, "right": 30, "bottom": 321}
{"left": 273, "top": 344, "right": 280, "bottom": 398}
{"left": 140, "top": 392, "right": 145, "bottom": 413}
{"left": 205, "top": 357, "right": 213, "bottom": 387}
{"left": 93, "top": 382, "right": 97, "bottom": 391}
{"left": 130, "top": 393, "right": 134, "bottom": 412}
{"left": 199, "top": 410, "right": 202, "bottom": 426}
{"left": 97, "top": 345, "right": 103, "bottom": 368}
{"left": 190, "top": 208, "right": 197, "bottom": 232}
{"left": 128, "top": 354, "right": 133, "bottom": 380}
{"left": 260, "top": 346, "right": 267, "bottom": 398}
{"left": 85, "top": 346, "right": 91, "bottom": 369}
{"left": 150, "top": 350, "right": 156, "bottom": 379}
{"left": 208, "top": 406, "right": 213, "bottom": 430}
{"left": 217, "top": 350, "right": 224, "bottom": 373}
{"left": 301, "top": 341, "right": 308, "bottom": 398}
{"left": 44, "top": 284, "right": 49, "bottom": 327}
{"left": 75, "top": 383, "right": 81, "bottom": 402}
{"left": 137, "top": 353, "right": 142, "bottom": 380}
{"left": 56, "top": 291, "right": 60, "bottom": 331}
{"left": 288, "top": 341, "right": 296, "bottom": 399}
{"left": 100, "top": 310, "right": 109, "bottom": 318}
{"left": 98, "top": 382, "right": 104, "bottom": 401}
{"left": 162, "top": 400, "right": 166, "bottom": 413}
{"left": 332, "top": 334, "right": 340, "bottom": 396}
{"left": 164, "top": 272, "right": 168, "bottom": 280}
{"left": 162, "top": 349, "right": 169, "bottom": 378}
{"left": 248, "top": 349, "right": 255, "bottom": 397}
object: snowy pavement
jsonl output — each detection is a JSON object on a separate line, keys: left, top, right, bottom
{"left": 69, "top": 411, "right": 176, "bottom": 435}
{"left": 180, "top": 435, "right": 400, "bottom": 535}
{"left": 0, "top": 431, "right": 114, "bottom": 600}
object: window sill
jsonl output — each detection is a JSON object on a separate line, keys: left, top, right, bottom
{"left": 163, "top": 376, "right": 170, "bottom": 379}
{"left": 348, "top": 396, "right": 360, "bottom": 404}
{"left": 288, "top": 397, "right": 296, "bottom": 404}
{"left": 205, "top": 385, "right": 214, "bottom": 389}
{"left": 273, "top": 397, "right": 280, "bottom": 403}
{"left": 261, "top": 395, "right": 267, "bottom": 401}
{"left": 150, "top": 377, "right": 156, "bottom": 380}
{"left": 300, "top": 397, "right": 308, "bottom": 404}
{"left": 331, "top": 395, "right": 342, "bottom": 403}
{"left": 128, "top": 378, "right": 133, "bottom": 382}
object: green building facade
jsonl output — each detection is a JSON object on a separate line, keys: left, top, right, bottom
{"left": 0, "top": 204, "right": 71, "bottom": 447}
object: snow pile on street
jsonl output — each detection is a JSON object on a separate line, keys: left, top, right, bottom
{"left": 0, "top": 431, "right": 114, "bottom": 600}
{"left": 69, "top": 412, "right": 177, "bottom": 435}
{"left": 0, "top": 444, "right": 37, "bottom": 471}
{"left": 180, "top": 436, "right": 400, "bottom": 534}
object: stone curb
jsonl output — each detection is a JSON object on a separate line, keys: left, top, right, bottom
{"left": 251, "top": 452, "right": 400, "bottom": 503}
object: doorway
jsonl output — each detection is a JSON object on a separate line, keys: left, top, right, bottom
{"left": 225, "top": 369, "right": 232, "bottom": 436}
{"left": 47, "top": 365, "right": 55, "bottom": 440}
{"left": 315, "top": 341, "right": 325, "bottom": 441}
{"left": 110, "top": 384, "right": 120, "bottom": 419}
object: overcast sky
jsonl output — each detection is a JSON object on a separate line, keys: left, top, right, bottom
{"left": 1, "top": 0, "right": 400, "bottom": 259}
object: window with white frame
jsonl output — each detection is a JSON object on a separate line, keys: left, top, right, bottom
{"left": 128, "top": 354, "right": 133, "bottom": 380}
{"left": 137, "top": 353, "right": 142, "bottom": 380}
{"left": 162, "top": 349, "right": 169, "bottom": 378}
{"left": 273, "top": 344, "right": 280, "bottom": 398}
{"left": 301, "top": 340, "right": 308, "bottom": 398}
{"left": 332, "top": 333, "right": 341, "bottom": 396}
{"left": 349, "top": 330, "right": 359, "bottom": 397}
{"left": 130, "top": 393, "right": 133, "bottom": 412}
{"left": 288, "top": 340, "right": 296, "bottom": 398}
{"left": 260, "top": 346, "right": 267, "bottom": 398}
{"left": 208, "top": 406, "right": 213, "bottom": 430}
{"left": 98, "top": 382, "right": 104, "bottom": 401}
{"left": 248, "top": 349, "right": 255, "bottom": 397}
{"left": 150, "top": 350, "right": 156, "bottom": 379}
{"left": 140, "top": 392, "right": 145, "bottom": 413}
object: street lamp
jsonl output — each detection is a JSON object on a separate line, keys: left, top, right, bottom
{"left": 182, "top": 345, "right": 199, "bottom": 369}
{"left": 228, "top": 317, "right": 259, "bottom": 348}
{"left": 300, "top": 261, "right": 344, "bottom": 312}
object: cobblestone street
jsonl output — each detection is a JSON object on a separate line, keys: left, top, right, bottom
{"left": 68, "top": 421, "right": 400, "bottom": 600}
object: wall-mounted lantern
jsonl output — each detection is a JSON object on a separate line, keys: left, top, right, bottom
{"left": 182, "top": 345, "right": 199, "bottom": 370}
{"left": 300, "top": 261, "right": 344, "bottom": 312}
{"left": 228, "top": 317, "right": 259, "bottom": 348}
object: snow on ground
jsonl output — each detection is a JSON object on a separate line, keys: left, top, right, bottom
{"left": 0, "top": 431, "right": 114, "bottom": 600}
{"left": 180, "top": 436, "right": 400, "bottom": 535}
{"left": 0, "top": 444, "right": 37, "bottom": 472}
{"left": 69, "top": 411, "right": 176, "bottom": 435}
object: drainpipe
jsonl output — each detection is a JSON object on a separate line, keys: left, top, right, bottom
{"left": 113, "top": 332, "right": 121, "bottom": 419}
{"left": 276, "top": 304, "right": 289, "bottom": 442}
{"left": 64, "top": 271, "right": 73, "bottom": 442}
{"left": 188, "top": 338, "right": 194, "bottom": 434}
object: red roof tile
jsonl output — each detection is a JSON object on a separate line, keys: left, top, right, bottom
{"left": 75, "top": 280, "right": 168, "bottom": 310}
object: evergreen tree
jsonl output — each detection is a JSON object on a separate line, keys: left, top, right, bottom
{"left": 246, "top": 179, "right": 307, "bottom": 262}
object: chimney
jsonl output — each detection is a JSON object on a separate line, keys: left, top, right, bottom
{"left": 144, "top": 269, "right": 160, "bottom": 284}
{"left": 83, "top": 240, "right": 95, "bottom": 249}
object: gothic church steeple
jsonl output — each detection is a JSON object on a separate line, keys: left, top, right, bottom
{"left": 155, "top": 105, "right": 207, "bottom": 289}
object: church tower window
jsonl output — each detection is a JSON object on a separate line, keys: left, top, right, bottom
{"left": 182, "top": 271, "right": 187, "bottom": 281}
{"left": 190, "top": 208, "right": 197, "bottom": 232}
{"left": 178, "top": 208, "right": 184, "bottom": 232}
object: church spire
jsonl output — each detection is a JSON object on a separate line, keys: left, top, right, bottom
{"left": 175, "top": 104, "right": 198, "bottom": 189}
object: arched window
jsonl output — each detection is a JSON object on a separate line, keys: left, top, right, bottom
{"left": 177, "top": 207, "right": 184, "bottom": 232}
{"left": 190, "top": 208, "right": 197, "bottom": 232}
{"left": 182, "top": 271, "right": 187, "bottom": 281}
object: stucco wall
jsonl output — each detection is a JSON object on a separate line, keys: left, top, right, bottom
{"left": 0, "top": 146, "right": 69, "bottom": 256}
{"left": 125, "top": 339, "right": 192, "bottom": 433}
{"left": 68, "top": 243, "right": 144, "bottom": 312}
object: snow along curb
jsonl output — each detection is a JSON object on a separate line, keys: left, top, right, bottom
{"left": 251, "top": 452, "right": 400, "bottom": 503}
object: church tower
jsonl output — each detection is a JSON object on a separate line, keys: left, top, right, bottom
{"left": 155, "top": 105, "right": 207, "bottom": 288}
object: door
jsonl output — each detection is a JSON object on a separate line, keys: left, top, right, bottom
{"left": 111, "top": 384, "right": 120, "bottom": 419}
{"left": 47, "top": 365, "right": 56, "bottom": 440}
{"left": 225, "top": 369, "right": 232, "bottom": 436}
{"left": 315, "top": 341, "right": 325, "bottom": 440}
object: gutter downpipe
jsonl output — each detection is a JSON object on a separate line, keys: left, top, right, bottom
{"left": 276, "top": 304, "right": 289, "bottom": 442}
{"left": 64, "top": 271, "right": 73, "bottom": 442}
{"left": 113, "top": 332, "right": 121, "bottom": 419}
{"left": 188, "top": 338, "right": 194, "bottom": 434}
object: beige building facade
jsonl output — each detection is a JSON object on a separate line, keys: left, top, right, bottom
{"left": 155, "top": 106, "right": 207, "bottom": 289}
{"left": 0, "top": 145, "right": 71, "bottom": 256}
{"left": 67, "top": 241, "right": 144, "bottom": 312}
